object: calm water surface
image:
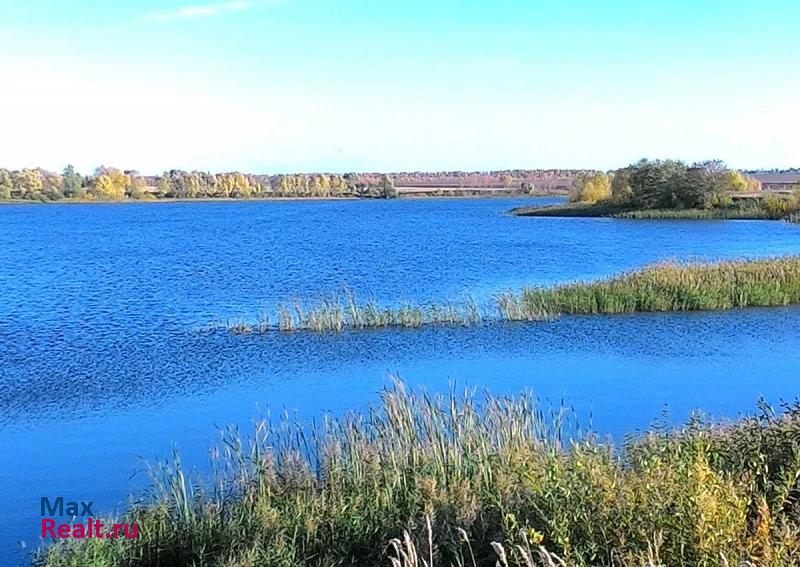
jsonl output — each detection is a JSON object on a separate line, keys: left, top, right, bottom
{"left": 1, "top": 197, "right": 800, "bottom": 564}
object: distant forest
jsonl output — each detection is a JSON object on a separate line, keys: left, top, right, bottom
{"left": 0, "top": 166, "right": 587, "bottom": 202}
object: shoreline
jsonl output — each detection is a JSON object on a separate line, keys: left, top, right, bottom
{"left": 509, "top": 201, "right": 785, "bottom": 220}
{"left": 0, "top": 190, "right": 564, "bottom": 207}
{"left": 38, "top": 379, "right": 800, "bottom": 567}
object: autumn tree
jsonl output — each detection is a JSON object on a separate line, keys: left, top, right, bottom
{"left": 13, "top": 169, "right": 44, "bottom": 199}
{"left": 610, "top": 167, "right": 633, "bottom": 204}
{"left": 93, "top": 167, "right": 128, "bottom": 200}
{"left": 125, "top": 171, "right": 149, "bottom": 199}
{"left": 721, "top": 170, "right": 761, "bottom": 192}
{"left": 569, "top": 172, "right": 611, "bottom": 203}
{"left": 0, "top": 169, "right": 11, "bottom": 200}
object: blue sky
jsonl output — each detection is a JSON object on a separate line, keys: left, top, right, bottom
{"left": 0, "top": 0, "right": 798, "bottom": 174}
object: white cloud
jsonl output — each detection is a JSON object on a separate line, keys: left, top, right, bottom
{"left": 145, "top": 0, "right": 276, "bottom": 22}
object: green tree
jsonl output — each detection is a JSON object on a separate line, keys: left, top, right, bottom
{"left": 616, "top": 159, "right": 740, "bottom": 210}
{"left": 685, "top": 165, "right": 727, "bottom": 208}
{"left": 62, "top": 165, "right": 82, "bottom": 197}
{"left": 627, "top": 160, "right": 691, "bottom": 209}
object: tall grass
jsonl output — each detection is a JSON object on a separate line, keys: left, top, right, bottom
{"left": 613, "top": 207, "right": 776, "bottom": 220}
{"left": 269, "top": 292, "right": 484, "bottom": 331}
{"left": 511, "top": 200, "right": 787, "bottom": 221}
{"left": 212, "top": 257, "right": 800, "bottom": 335}
{"left": 39, "top": 381, "right": 800, "bottom": 567}
{"left": 219, "top": 291, "right": 553, "bottom": 334}
{"left": 521, "top": 256, "right": 800, "bottom": 315}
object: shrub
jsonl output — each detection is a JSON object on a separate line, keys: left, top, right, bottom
{"left": 761, "top": 194, "right": 796, "bottom": 215}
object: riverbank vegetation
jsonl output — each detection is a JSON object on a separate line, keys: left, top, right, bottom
{"left": 214, "top": 291, "right": 553, "bottom": 334}
{"left": 0, "top": 166, "right": 585, "bottom": 202}
{"left": 514, "top": 256, "right": 800, "bottom": 315}
{"left": 38, "top": 381, "right": 800, "bottom": 567}
{"left": 0, "top": 166, "right": 400, "bottom": 201}
{"left": 512, "top": 202, "right": 786, "bottom": 220}
{"left": 514, "top": 159, "right": 800, "bottom": 220}
{"left": 216, "top": 257, "right": 800, "bottom": 334}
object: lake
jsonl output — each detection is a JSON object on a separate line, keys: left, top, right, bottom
{"left": 2, "top": 197, "right": 800, "bottom": 564}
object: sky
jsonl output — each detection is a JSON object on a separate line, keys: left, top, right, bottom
{"left": 0, "top": 0, "right": 798, "bottom": 174}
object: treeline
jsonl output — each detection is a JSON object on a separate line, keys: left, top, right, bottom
{"left": 0, "top": 165, "right": 592, "bottom": 203}
{"left": 157, "top": 171, "right": 398, "bottom": 199}
{"left": 0, "top": 166, "right": 399, "bottom": 202}
{"left": 569, "top": 159, "right": 771, "bottom": 209}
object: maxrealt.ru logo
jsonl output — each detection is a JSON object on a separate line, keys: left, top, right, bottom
{"left": 40, "top": 497, "right": 138, "bottom": 540}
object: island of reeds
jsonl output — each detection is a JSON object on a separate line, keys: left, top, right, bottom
{"left": 215, "top": 256, "right": 800, "bottom": 334}
{"left": 37, "top": 381, "right": 800, "bottom": 567}
{"left": 511, "top": 160, "right": 800, "bottom": 220}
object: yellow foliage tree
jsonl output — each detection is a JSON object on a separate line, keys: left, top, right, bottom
{"left": 14, "top": 169, "right": 44, "bottom": 198}
{"left": 93, "top": 168, "right": 128, "bottom": 200}
{"left": 722, "top": 171, "right": 761, "bottom": 192}
{"left": 570, "top": 172, "right": 611, "bottom": 203}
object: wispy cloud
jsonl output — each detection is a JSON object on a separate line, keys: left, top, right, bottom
{"left": 145, "top": 0, "right": 277, "bottom": 22}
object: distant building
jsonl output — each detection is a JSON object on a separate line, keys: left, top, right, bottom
{"left": 751, "top": 172, "right": 800, "bottom": 192}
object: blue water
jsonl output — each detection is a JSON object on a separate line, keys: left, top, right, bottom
{"left": 2, "top": 197, "right": 800, "bottom": 564}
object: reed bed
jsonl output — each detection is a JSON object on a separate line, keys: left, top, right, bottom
{"left": 39, "top": 381, "right": 800, "bottom": 567}
{"left": 213, "top": 257, "right": 800, "bottom": 335}
{"left": 613, "top": 208, "right": 776, "bottom": 220}
{"left": 220, "top": 291, "right": 553, "bottom": 334}
{"left": 510, "top": 202, "right": 780, "bottom": 221}
{"left": 520, "top": 256, "right": 800, "bottom": 315}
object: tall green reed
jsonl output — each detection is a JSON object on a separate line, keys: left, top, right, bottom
{"left": 213, "top": 257, "right": 800, "bottom": 335}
